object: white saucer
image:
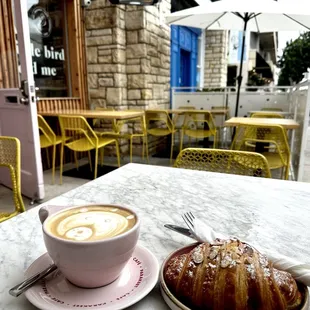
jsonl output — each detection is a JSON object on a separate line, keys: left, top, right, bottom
{"left": 24, "top": 244, "right": 159, "bottom": 310}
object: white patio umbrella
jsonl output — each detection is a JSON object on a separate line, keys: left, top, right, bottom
{"left": 166, "top": 0, "right": 310, "bottom": 117}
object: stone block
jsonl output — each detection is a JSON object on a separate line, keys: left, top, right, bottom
{"left": 98, "top": 78, "right": 114, "bottom": 87}
{"left": 125, "top": 10, "right": 145, "bottom": 30}
{"left": 147, "top": 45, "right": 158, "bottom": 57}
{"left": 106, "top": 88, "right": 122, "bottom": 105}
{"left": 87, "top": 36, "right": 113, "bottom": 46}
{"left": 141, "top": 89, "right": 152, "bottom": 99}
{"left": 98, "top": 56, "right": 112, "bottom": 63}
{"left": 128, "top": 90, "right": 141, "bottom": 100}
{"left": 127, "top": 59, "right": 140, "bottom": 65}
{"left": 150, "top": 57, "right": 160, "bottom": 67}
{"left": 157, "top": 76, "right": 169, "bottom": 84}
{"left": 85, "top": 8, "right": 117, "bottom": 29}
{"left": 88, "top": 64, "right": 117, "bottom": 73}
{"left": 152, "top": 84, "right": 164, "bottom": 99}
{"left": 150, "top": 67, "right": 159, "bottom": 75}
{"left": 114, "top": 73, "right": 127, "bottom": 87}
{"left": 88, "top": 74, "right": 98, "bottom": 88}
{"left": 113, "top": 28, "right": 126, "bottom": 45}
{"left": 127, "top": 44, "right": 147, "bottom": 58}
{"left": 91, "top": 29, "right": 112, "bottom": 36}
{"left": 141, "top": 58, "right": 151, "bottom": 73}
{"left": 90, "top": 98, "right": 107, "bottom": 108}
{"left": 87, "top": 47, "right": 97, "bottom": 64}
{"left": 149, "top": 34, "right": 158, "bottom": 47}
{"left": 98, "top": 49, "right": 112, "bottom": 56}
{"left": 112, "top": 49, "right": 126, "bottom": 64}
{"left": 89, "top": 88, "right": 106, "bottom": 99}
{"left": 127, "top": 65, "right": 141, "bottom": 74}
{"left": 127, "top": 31, "right": 138, "bottom": 44}
{"left": 138, "top": 29, "right": 149, "bottom": 43}
{"left": 128, "top": 74, "right": 146, "bottom": 88}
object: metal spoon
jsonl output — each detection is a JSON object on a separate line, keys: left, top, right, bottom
{"left": 9, "top": 264, "right": 57, "bottom": 297}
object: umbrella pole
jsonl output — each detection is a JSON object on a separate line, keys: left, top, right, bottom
{"left": 234, "top": 14, "right": 249, "bottom": 117}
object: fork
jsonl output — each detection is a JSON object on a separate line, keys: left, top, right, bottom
{"left": 182, "top": 212, "right": 200, "bottom": 240}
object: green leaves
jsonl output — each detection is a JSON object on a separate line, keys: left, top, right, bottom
{"left": 278, "top": 32, "right": 310, "bottom": 86}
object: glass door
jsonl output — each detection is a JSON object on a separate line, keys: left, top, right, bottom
{"left": 0, "top": 0, "right": 44, "bottom": 200}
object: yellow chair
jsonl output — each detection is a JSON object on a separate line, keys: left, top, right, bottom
{"left": 58, "top": 115, "right": 120, "bottom": 183}
{"left": 174, "top": 148, "right": 271, "bottom": 178}
{"left": 0, "top": 136, "right": 25, "bottom": 222}
{"left": 231, "top": 124, "right": 290, "bottom": 179}
{"left": 212, "top": 106, "right": 231, "bottom": 147}
{"left": 251, "top": 112, "right": 284, "bottom": 118}
{"left": 38, "top": 115, "right": 69, "bottom": 184}
{"left": 180, "top": 110, "right": 217, "bottom": 151}
{"left": 145, "top": 110, "right": 176, "bottom": 163}
{"left": 94, "top": 107, "right": 148, "bottom": 163}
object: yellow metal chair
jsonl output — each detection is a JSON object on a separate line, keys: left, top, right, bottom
{"left": 38, "top": 115, "right": 69, "bottom": 184}
{"left": 94, "top": 107, "right": 148, "bottom": 163}
{"left": 231, "top": 124, "right": 290, "bottom": 179}
{"left": 58, "top": 115, "right": 120, "bottom": 183}
{"left": 251, "top": 112, "right": 284, "bottom": 118}
{"left": 145, "top": 110, "right": 176, "bottom": 163}
{"left": 180, "top": 110, "right": 217, "bottom": 151}
{"left": 0, "top": 137, "right": 25, "bottom": 222}
{"left": 174, "top": 148, "right": 271, "bottom": 178}
{"left": 212, "top": 106, "right": 231, "bottom": 147}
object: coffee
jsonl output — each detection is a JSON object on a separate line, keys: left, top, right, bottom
{"left": 46, "top": 206, "right": 136, "bottom": 241}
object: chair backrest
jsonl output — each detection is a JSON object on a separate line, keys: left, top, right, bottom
{"left": 182, "top": 110, "right": 216, "bottom": 132}
{"left": 232, "top": 124, "right": 290, "bottom": 160}
{"left": 58, "top": 115, "right": 98, "bottom": 147}
{"left": 174, "top": 148, "right": 271, "bottom": 178}
{"left": 0, "top": 136, "right": 21, "bottom": 187}
{"left": 261, "top": 108, "right": 283, "bottom": 111}
{"left": 145, "top": 110, "right": 174, "bottom": 131}
{"left": 37, "top": 115, "right": 56, "bottom": 144}
{"left": 251, "top": 112, "right": 284, "bottom": 119}
{"left": 179, "top": 106, "right": 196, "bottom": 110}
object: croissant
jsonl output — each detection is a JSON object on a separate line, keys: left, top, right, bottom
{"left": 164, "top": 239, "right": 303, "bottom": 310}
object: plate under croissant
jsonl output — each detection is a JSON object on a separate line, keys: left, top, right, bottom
{"left": 160, "top": 243, "right": 309, "bottom": 310}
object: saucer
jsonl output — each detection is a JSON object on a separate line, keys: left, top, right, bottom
{"left": 24, "top": 244, "right": 159, "bottom": 310}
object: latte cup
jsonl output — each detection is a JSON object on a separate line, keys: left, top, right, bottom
{"left": 39, "top": 204, "right": 140, "bottom": 288}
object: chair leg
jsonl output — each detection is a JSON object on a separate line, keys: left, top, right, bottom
{"left": 170, "top": 133, "right": 175, "bottom": 164}
{"left": 94, "top": 148, "right": 98, "bottom": 179}
{"left": 285, "top": 165, "right": 289, "bottom": 180}
{"left": 46, "top": 148, "right": 50, "bottom": 169}
{"left": 115, "top": 140, "right": 121, "bottom": 167}
{"left": 213, "top": 134, "right": 216, "bottom": 149}
{"left": 74, "top": 151, "right": 79, "bottom": 170}
{"left": 88, "top": 151, "right": 93, "bottom": 172}
{"left": 180, "top": 130, "right": 184, "bottom": 152}
{"left": 145, "top": 134, "right": 149, "bottom": 163}
{"left": 60, "top": 143, "right": 64, "bottom": 185}
{"left": 142, "top": 136, "right": 145, "bottom": 160}
{"left": 130, "top": 136, "right": 133, "bottom": 163}
{"left": 52, "top": 144, "right": 56, "bottom": 185}
{"left": 100, "top": 148, "right": 104, "bottom": 166}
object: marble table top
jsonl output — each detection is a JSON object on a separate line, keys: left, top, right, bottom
{"left": 1, "top": 163, "right": 310, "bottom": 310}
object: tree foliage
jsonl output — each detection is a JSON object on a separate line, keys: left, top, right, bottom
{"left": 278, "top": 32, "right": 310, "bottom": 86}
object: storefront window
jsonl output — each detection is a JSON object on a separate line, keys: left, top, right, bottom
{"left": 28, "top": 0, "right": 70, "bottom": 97}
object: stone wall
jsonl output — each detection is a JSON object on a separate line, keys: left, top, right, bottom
{"left": 85, "top": 0, "right": 171, "bottom": 155}
{"left": 204, "top": 30, "right": 228, "bottom": 88}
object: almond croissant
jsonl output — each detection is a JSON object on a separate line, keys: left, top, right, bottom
{"left": 164, "top": 239, "right": 303, "bottom": 310}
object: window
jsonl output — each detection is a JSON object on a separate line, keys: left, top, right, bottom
{"left": 28, "top": 0, "right": 70, "bottom": 97}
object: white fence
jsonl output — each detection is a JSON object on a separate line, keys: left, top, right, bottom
{"left": 171, "top": 85, "right": 310, "bottom": 182}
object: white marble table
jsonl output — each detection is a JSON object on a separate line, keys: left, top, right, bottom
{"left": 1, "top": 163, "right": 310, "bottom": 310}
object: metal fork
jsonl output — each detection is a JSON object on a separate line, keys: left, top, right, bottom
{"left": 182, "top": 212, "right": 200, "bottom": 240}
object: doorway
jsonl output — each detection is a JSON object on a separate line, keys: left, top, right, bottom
{"left": 180, "top": 49, "right": 191, "bottom": 88}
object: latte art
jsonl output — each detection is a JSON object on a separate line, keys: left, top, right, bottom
{"left": 46, "top": 206, "right": 136, "bottom": 241}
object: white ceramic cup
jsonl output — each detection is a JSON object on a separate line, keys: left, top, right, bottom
{"left": 39, "top": 204, "right": 140, "bottom": 288}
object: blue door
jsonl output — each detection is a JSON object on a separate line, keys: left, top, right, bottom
{"left": 180, "top": 49, "right": 191, "bottom": 87}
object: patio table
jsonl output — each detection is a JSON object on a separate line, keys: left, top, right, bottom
{"left": 225, "top": 117, "right": 300, "bottom": 129}
{"left": 247, "top": 111, "right": 293, "bottom": 117}
{"left": 1, "top": 163, "right": 310, "bottom": 309}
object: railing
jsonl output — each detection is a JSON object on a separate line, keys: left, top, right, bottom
{"left": 171, "top": 84, "right": 310, "bottom": 182}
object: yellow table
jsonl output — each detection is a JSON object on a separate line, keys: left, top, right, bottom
{"left": 39, "top": 109, "right": 144, "bottom": 121}
{"left": 148, "top": 108, "right": 229, "bottom": 116}
{"left": 225, "top": 117, "right": 300, "bottom": 129}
